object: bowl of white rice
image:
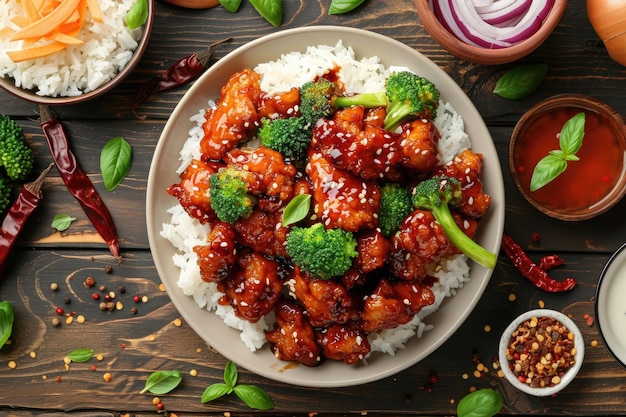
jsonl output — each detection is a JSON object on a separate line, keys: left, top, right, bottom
{"left": 0, "top": 0, "right": 154, "bottom": 104}
{"left": 146, "top": 26, "right": 506, "bottom": 387}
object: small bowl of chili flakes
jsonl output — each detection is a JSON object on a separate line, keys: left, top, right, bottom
{"left": 499, "top": 309, "right": 584, "bottom": 397}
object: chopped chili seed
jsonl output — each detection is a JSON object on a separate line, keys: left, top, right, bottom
{"left": 55, "top": 375, "right": 62, "bottom": 382}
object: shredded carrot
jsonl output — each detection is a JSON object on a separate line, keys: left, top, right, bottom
{"left": 50, "top": 31, "right": 83, "bottom": 45}
{"left": 85, "top": 0, "right": 102, "bottom": 23}
{"left": 22, "top": 0, "right": 41, "bottom": 24}
{"left": 10, "top": 0, "right": 80, "bottom": 41}
{"left": 6, "top": 41, "right": 67, "bottom": 62}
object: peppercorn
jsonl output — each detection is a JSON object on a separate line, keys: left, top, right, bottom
{"left": 99, "top": 302, "right": 107, "bottom": 311}
{"left": 99, "top": 285, "right": 107, "bottom": 292}
{"left": 104, "top": 265, "right": 113, "bottom": 274}
{"left": 50, "top": 282, "right": 59, "bottom": 291}
{"left": 133, "top": 295, "right": 140, "bottom": 303}
{"left": 130, "top": 307, "right": 138, "bottom": 314}
{"left": 84, "top": 276, "right": 95, "bottom": 288}
{"left": 55, "top": 307, "right": 64, "bottom": 316}
{"left": 92, "top": 293, "right": 100, "bottom": 301}
{"left": 63, "top": 297, "right": 71, "bottom": 304}
{"left": 51, "top": 317, "right": 60, "bottom": 327}
{"left": 118, "top": 286, "right": 125, "bottom": 293}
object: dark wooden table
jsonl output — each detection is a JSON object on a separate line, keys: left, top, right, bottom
{"left": 2, "top": 1, "right": 626, "bottom": 416}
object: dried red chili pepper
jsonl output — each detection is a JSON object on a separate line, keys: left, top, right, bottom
{"left": 539, "top": 254, "right": 565, "bottom": 271}
{"left": 132, "top": 37, "right": 232, "bottom": 119}
{"left": 501, "top": 234, "right": 576, "bottom": 292}
{"left": 0, "top": 163, "right": 53, "bottom": 278}
{"left": 39, "top": 105, "right": 121, "bottom": 261}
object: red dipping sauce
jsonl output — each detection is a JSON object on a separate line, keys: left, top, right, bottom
{"left": 510, "top": 96, "right": 626, "bottom": 220}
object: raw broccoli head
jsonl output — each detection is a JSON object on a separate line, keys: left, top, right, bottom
{"left": 0, "top": 175, "right": 14, "bottom": 215}
{"left": 412, "top": 175, "right": 496, "bottom": 269}
{"left": 258, "top": 116, "right": 312, "bottom": 161}
{"left": 285, "top": 223, "right": 358, "bottom": 280}
{"left": 384, "top": 71, "right": 440, "bottom": 132}
{"left": 299, "top": 78, "right": 337, "bottom": 125}
{"left": 378, "top": 183, "right": 413, "bottom": 238}
{"left": 0, "top": 115, "right": 34, "bottom": 181}
{"left": 209, "top": 166, "right": 256, "bottom": 224}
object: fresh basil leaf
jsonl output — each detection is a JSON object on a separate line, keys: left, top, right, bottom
{"left": 218, "top": 0, "right": 242, "bottom": 12}
{"left": 0, "top": 301, "right": 15, "bottom": 349}
{"left": 201, "top": 382, "right": 230, "bottom": 403}
{"left": 248, "top": 0, "right": 283, "bottom": 27}
{"left": 493, "top": 63, "right": 548, "bottom": 100}
{"left": 329, "top": 0, "right": 365, "bottom": 14}
{"left": 223, "top": 360, "right": 238, "bottom": 388}
{"left": 100, "top": 137, "right": 133, "bottom": 191}
{"left": 530, "top": 153, "right": 568, "bottom": 192}
{"left": 51, "top": 214, "right": 75, "bottom": 232}
{"left": 457, "top": 388, "right": 503, "bottom": 417}
{"left": 282, "top": 194, "right": 311, "bottom": 226}
{"left": 140, "top": 370, "right": 183, "bottom": 394}
{"left": 559, "top": 112, "right": 585, "bottom": 156}
{"left": 233, "top": 384, "right": 274, "bottom": 410}
{"left": 125, "top": 0, "right": 148, "bottom": 30}
{"left": 68, "top": 348, "right": 94, "bottom": 362}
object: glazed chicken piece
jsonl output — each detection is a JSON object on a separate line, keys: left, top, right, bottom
{"left": 316, "top": 323, "right": 371, "bottom": 365}
{"left": 434, "top": 149, "right": 491, "bottom": 219}
{"left": 306, "top": 151, "right": 380, "bottom": 232}
{"left": 312, "top": 106, "right": 401, "bottom": 181}
{"left": 287, "top": 267, "right": 359, "bottom": 328}
{"left": 360, "top": 278, "right": 435, "bottom": 333}
{"left": 397, "top": 118, "right": 440, "bottom": 173}
{"left": 355, "top": 229, "right": 390, "bottom": 273}
{"left": 223, "top": 251, "right": 284, "bottom": 323}
{"left": 167, "top": 159, "right": 219, "bottom": 224}
{"left": 234, "top": 209, "right": 289, "bottom": 257}
{"left": 388, "top": 209, "right": 451, "bottom": 281}
{"left": 257, "top": 87, "right": 301, "bottom": 119}
{"left": 194, "top": 222, "right": 238, "bottom": 283}
{"left": 266, "top": 301, "right": 322, "bottom": 367}
{"left": 200, "top": 68, "right": 262, "bottom": 160}
{"left": 224, "top": 146, "right": 297, "bottom": 212}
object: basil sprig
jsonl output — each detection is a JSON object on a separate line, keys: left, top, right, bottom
{"left": 530, "top": 112, "right": 586, "bottom": 192}
{"left": 493, "top": 64, "right": 548, "bottom": 100}
{"left": 100, "top": 137, "right": 133, "bottom": 192}
{"left": 329, "top": 0, "right": 366, "bottom": 14}
{"left": 0, "top": 301, "right": 14, "bottom": 349}
{"left": 68, "top": 348, "right": 94, "bottom": 363}
{"left": 51, "top": 214, "right": 75, "bottom": 232}
{"left": 141, "top": 370, "right": 183, "bottom": 395}
{"left": 282, "top": 194, "right": 311, "bottom": 226}
{"left": 201, "top": 360, "right": 274, "bottom": 410}
{"left": 125, "top": 0, "right": 148, "bottom": 30}
{"left": 457, "top": 388, "right": 504, "bottom": 417}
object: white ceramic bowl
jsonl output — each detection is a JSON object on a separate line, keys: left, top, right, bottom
{"left": 146, "top": 26, "right": 506, "bottom": 387}
{"left": 596, "top": 243, "right": 626, "bottom": 367}
{"left": 499, "top": 309, "right": 584, "bottom": 396}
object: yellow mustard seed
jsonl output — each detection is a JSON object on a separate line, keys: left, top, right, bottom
{"left": 190, "top": 369, "right": 198, "bottom": 377}
{"left": 152, "top": 397, "right": 161, "bottom": 405}
{"left": 174, "top": 318, "right": 183, "bottom": 327}
{"left": 591, "top": 340, "right": 599, "bottom": 348}
{"left": 103, "top": 372, "right": 112, "bottom": 382}
{"left": 29, "top": 351, "right": 36, "bottom": 359}
{"left": 508, "top": 293, "right": 517, "bottom": 302}
{"left": 96, "top": 354, "right": 104, "bottom": 361}
{"left": 483, "top": 324, "right": 491, "bottom": 333}
{"left": 77, "top": 315, "right": 85, "bottom": 324}
{"left": 8, "top": 360, "right": 16, "bottom": 369}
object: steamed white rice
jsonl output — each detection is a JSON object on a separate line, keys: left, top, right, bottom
{"left": 161, "top": 41, "right": 473, "bottom": 356}
{"left": 0, "top": 0, "right": 143, "bottom": 97}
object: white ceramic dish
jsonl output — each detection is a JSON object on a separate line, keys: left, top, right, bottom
{"left": 596, "top": 243, "right": 626, "bottom": 367}
{"left": 146, "top": 26, "right": 505, "bottom": 387}
{"left": 499, "top": 309, "right": 584, "bottom": 396}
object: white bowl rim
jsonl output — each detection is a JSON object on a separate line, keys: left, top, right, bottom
{"left": 498, "top": 308, "right": 585, "bottom": 397}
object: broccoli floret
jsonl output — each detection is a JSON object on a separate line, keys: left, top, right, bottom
{"left": 412, "top": 175, "right": 496, "bottom": 269}
{"left": 0, "top": 175, "right": 14, "bottom": 215}
{"left": 299, "top": 78, "right": 337, "bottom": 125}
{"left": 286, "top": 223, "right": 358, "bottom": 280}
{"left": 0, "top": 115, "right": 34, "bottom": 181}
{"left": 384, "top": 71, "right": 440, "bottom": 132}
{"left": 258, "top": 117, "right": 312, "bottom": 160}
{"left": 209, "top": 166, "right": 256, "bottom": 224}
{"left": 378, "top": 183, "right": 413, "bottom": 238}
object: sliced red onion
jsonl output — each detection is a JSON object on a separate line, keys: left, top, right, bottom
{"left": 445, "top": 0, "right": 512, "bottom": 48}
{"left": 480, "top": 0, "right": 533, "bottom": 25}
{"left": 474, "top": 0, "right": 519, "bottom": 14}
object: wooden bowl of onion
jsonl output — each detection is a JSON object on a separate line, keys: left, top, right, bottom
{"left": 415, "top": 0, "right": 568, "bottom": 65}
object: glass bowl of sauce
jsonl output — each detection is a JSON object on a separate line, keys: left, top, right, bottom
{"left": 509, "top": 94, "right": 626, "bottom": 221}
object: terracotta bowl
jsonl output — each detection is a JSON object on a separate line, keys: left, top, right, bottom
{"left": 509, "top": 94, "right": 626, "bottom": 221}
{"left": 499, "top": 309, "right": 584, "bottom": 396}
{"left": 414, "top": 0, "right": 568, "bottom": 65}
{"left": 0, "top": 0, "right": 154, "bottom": 105}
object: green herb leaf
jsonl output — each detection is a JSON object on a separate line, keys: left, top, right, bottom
{"left": 200, "top": 382, "right": 230, "bottom": 403}
{"left": 218, "top": 0, "right": 242, "bottom": 12}
{"left": 457, "top": 388, "right": 503, "bottom": 417}
{"left": 100, "top": 137, "right": 133, "bottom": 191}
{"left": 529, "top": 112, "right": 586, "bottom": 191}
{"left": 67, "top": 348, "right": 94, "bottom": 362}
{"left": 282, "top": 194, "right": 311, "bottom": 226}
{"left": 233, "top": 384, "right": 275, "bottom": 410}
{"left": 140, "top": 370, "right": 183, "bottom": 394}
{"left": 51, "top": 214, "right": 75, "bottom": 232}
{"left": 248, "top": 0, "right": 283, "bottom": 27}
{"left": 223, "top": 360, "right": 238, "bottom": 388}
{"left": 493, "top": 63, "right": 548, "bottom": 100}
{"left": 0, "top": 301, "right": 15, "bottom": 349}
{"left": 125, "top": 0, "right": 148, "bottom": 30}
{"left": 329, "top": 0, "right": 365, "bottom": 14}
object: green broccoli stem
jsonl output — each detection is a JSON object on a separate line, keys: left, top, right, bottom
{"left": 430, "top": 203, "right": 497, "bottom": 270}
{"left": 333, "top": 92, "right": 388, "bottom": 108}
{"left": 384, "top": 102, "right": 410, "bottom": 132}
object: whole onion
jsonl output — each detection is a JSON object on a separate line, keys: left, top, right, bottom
{"left": 587, "top": 0, "right": 626, "bottom": 66}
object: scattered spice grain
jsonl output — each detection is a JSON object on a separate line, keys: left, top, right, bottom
{"left": 29, "top": 351, "right": 36, "bottom": 359}
{"left": 8, "top": 360, "right": 16, "bottom": 369}
{"left": 103, "top": 372, "right": 112, "bottom": 382}
{"left": 190, "top": 369, "right": 198, "bottom": 377}
{"left": 173, "top": 318, "right": 182, "bottom": 327}
{"left": 50, "top": 282, "right": 58, "bottom": 291}
{"left": 51, "top": 317, "right": 60, "bottom": 327}
{"left": 84, "top": 276, "right": 96, "bottom": 288}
